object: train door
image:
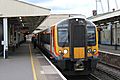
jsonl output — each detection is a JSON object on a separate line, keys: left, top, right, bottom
{"left": 69, "top": 18, "right": 87, "bottom": 59}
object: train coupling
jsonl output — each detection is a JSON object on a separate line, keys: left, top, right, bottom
{"left": 74, "top": 59, "right": 84, "bottom": 71}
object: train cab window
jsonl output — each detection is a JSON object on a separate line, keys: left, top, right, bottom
{"left": 57, "top": 20, "right": 69, "bottom": 47}
{"left": 87, "top": 21, "right": 96, "bottom": 46}
{"left": 58, "top": 28, "right": 68, "bottom": 42}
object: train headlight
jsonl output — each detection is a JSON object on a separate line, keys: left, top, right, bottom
{"left": 87, "top": 48, "right": 92, "bottom": 53}
{"left": 58, "top": 50, "right": 62, "bottom": 54}
{"left": 93, "top": 49, "right": 96, "bottom": 53}
{"left": 63, "top": 49, "right": 68, "bottom": 54}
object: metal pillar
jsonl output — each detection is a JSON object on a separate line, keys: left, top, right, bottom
{"left": 115, "top": 23, "right": 117, "bottom": 50}
{"left": 107, "top": 0, "right": 110, "bottom": 12}
{"left": 96, "top": 0, "right": 97, "bottom": 11}
{"left": 115, "top": 0, "right": 118, "bottom": 9}
{"left": 110, "top": 23, "right": 113, "bottom": 45}
{"left": 3, "top": 18, "right": 8, "bottom": 59}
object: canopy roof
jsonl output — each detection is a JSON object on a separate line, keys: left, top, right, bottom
{"left": 0, "top": 0, "right": 50, "bottom": 17}
{"left": 0, "top": 0, "right": 51, "bottom": 33}
{"left": 88, "top": 9, "right": 120, "bottom": 22}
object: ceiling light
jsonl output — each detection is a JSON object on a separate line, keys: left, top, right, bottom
{"left": 19, "top": 17, "right": 22, "bottom": 19}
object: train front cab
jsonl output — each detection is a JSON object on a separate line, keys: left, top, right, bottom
{"left": 53, "top": 18, "right": 99, "bottom": 75}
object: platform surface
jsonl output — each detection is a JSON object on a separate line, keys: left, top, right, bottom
{"left": 99, "top": 45, "right": 120, "bottom": 54}
{"left": 0, "top": 43, "right": 64, "bottom": 80}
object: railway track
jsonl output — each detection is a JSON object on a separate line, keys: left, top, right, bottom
{"left": 88, "top": 74, "right": 101, "bottom": 80}
{"left": 97, "top": 50, "right": 120, "bottom": 80}
{"left": 99, "top": 61, "right": 120, "bottom": 70}
{"left": 97, "top": 63, "right": 120, "bottom": 80}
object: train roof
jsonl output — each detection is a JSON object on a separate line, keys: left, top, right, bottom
{"left": 54, "top": 16, "right": 96, "bottom": 27}
{"left": 54, "top": 16, "right": 86, "bottom": 25}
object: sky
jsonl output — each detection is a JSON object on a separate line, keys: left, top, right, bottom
{"left": 19, "top": 0, "right": 120, "bottom": 17}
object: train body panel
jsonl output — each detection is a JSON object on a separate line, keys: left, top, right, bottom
{"left": 74, "top": 47, "right": 85, "bottom": 58}
{"left": 38, "top": 17, "right": 99, "bottom": 75}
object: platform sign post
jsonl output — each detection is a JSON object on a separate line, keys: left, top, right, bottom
{"left": 3, "top": 18, "right": 8, "bottom": 59}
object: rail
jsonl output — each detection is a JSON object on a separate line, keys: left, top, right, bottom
{"left": 88, "top": 74, "right": 101, "bottom": 80}
{"left": 97, "top": 64, "right": 120, "bottom": 80}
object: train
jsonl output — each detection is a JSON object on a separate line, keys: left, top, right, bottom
{"left": 37, "top": 16, "right": 99, "bottom": 75}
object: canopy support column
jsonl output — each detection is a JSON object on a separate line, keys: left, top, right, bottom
{"left": 3, "top": 18, "right": 8, "bottom": 59}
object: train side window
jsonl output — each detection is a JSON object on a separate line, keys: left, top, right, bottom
{"left": 57, "top": 20, "right": 69, "bottom": 47}
{"left": 40, "top": 33, "right": 50, "bottom": 44}
{"left": 87, "top": 21, "right": 96, "bottom": 46}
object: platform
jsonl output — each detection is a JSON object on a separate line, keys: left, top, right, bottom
{"left": 0, "top": 43, "right": 65, "bottom": 80}
{"left": 99, "top": 45, "right": 120, "bottom": 54}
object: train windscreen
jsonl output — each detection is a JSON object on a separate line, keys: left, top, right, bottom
{"left": 87, "top": 22, "right": 96, "bottom": 46}
{"left": 57, "top": 19, "right": 96, "bottom": 47}
{"left": 58, "top": 28, "right": 69, "bottom": 47}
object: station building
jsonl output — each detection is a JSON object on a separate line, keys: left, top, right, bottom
{"left": 0, "top": 0, "right": 51, "bottom": 58}
{"left": 88, "top": 10, "right": 120, "bottom": 46}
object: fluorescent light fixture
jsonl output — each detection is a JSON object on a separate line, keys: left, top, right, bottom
{"left": 19, "top": 17, "right": 22, "bottom": 19}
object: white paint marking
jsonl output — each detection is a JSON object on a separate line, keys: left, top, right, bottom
{"left": 40, "top": 71, "right": 45, "bottom": 74}
{"left": 42, "top": 53, "right": 67, "bottom": 80}
{"left": 36, "top": 56, "right": 44, "bottom": 58}
{"left": 41, "top": 66, "right": 57, "bottom": 74}
{"left": 99, "top": 50, "right": 120, "bottom": 56}
{"left": 36, "top": 54, "right": 42, "bottom": 56}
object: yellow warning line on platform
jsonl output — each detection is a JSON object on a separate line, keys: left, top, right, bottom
{"left": 29, "top": 44, "right": 37, "bottom": 80}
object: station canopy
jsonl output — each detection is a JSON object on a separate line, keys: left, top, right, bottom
{"left": 0, "top": 0, "right": 50, "bottom": 34}
{"left": 88, "top": 9, "right": 120, "bottom": 22}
